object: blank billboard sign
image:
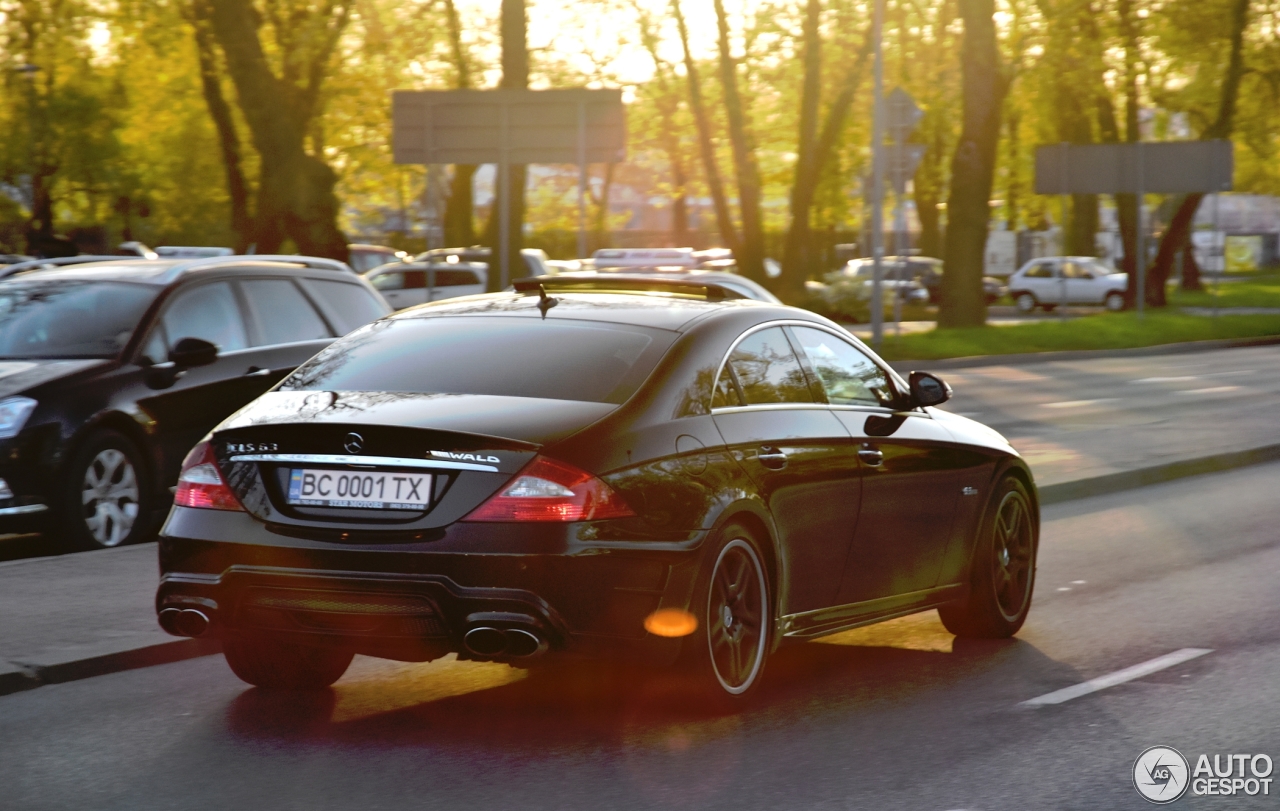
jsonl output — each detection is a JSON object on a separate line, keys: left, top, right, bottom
{"left": 1034, "top": 140, "right": 1233, "bottom": 195}
{"left": 392, "top": 88, "right": 626, "bottom": 166}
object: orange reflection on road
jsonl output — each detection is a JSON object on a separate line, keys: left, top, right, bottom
{"left": 813, "top": 611, "right": 955, "bottom": 652}
{"left": 330, "top": 654, "right": 526, "bottom": 722}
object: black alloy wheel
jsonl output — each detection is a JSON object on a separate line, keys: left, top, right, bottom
{"left": 61, "top": 430, "right": 153, "bottom": 551}
{"left": 939, "top": 476, "right": 1037, "bottom": 638}
{"left": 682, "top": 524, "right": 771, "bottom": 700}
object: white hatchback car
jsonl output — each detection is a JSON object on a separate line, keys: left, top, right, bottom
{"left": 1008, "top": 257, "right": 1128, "bottom": 312}
{"left": 362, "top": 262, "right": 487, "bottom": 310}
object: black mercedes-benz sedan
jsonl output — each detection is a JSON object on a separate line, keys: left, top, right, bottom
{"left": 157, "top": 289, "right": 1039, "bottom": 700}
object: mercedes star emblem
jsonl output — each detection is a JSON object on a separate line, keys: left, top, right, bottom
{"left": 343, "top": 432, "right": 364, "bottom": 454}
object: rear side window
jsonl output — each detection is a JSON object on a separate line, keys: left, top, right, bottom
{"left": 302, "top": 278, "right": 390, "bottom": 335}
{"left": 161, "top": 282, "right": 247, "bottom": 351}
{"left": 719, "top": 327, "right": 814, "bottom": 406}
{"left": 431, "top": 269, "right": 481, "bottom": 287}
{"left": 240, "top": 279, "right": 332, "bottom": 346}
{"left": 280, "top": 316, "right": 676, "bottom": 404}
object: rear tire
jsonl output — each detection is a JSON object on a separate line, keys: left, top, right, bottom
{"left": 679, "top": 522, "right": 771, "bottom": 703}
{"left": 223, "top": 635, "right": 354, "bottom": 689}
{"left": 60, "top": 429, "right": 153, "bottom": 551}
{"left": 939, "top": 476, "right": 1037, "bottom": 639}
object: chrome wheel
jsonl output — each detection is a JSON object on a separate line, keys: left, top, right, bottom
{"left": 81, "top": 448, "right": 140, "bottom": 548}
{"left": 991, "top": 489, "right": 1033, "bottom": 620}
{"left": 706, "top": 539, "right": 768, "bottom": 695}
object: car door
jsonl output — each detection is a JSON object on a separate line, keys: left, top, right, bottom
{"left": 788, "top": 325, "right": 963, "bottom": 604}
{"left": 134, "top": 280, "right": 271, "bottom": 482}
{"left": 1062, "top": 260, "right": 1102, "bottom": 304}
{"left": 710, "top": 325, "right": 860, "bottom": 615}
{"left": 1020, "top": 259, "right": 1058, "bottom": 301}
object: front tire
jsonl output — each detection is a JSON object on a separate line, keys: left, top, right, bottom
{"left": 60, "top": 430, "right": 152, "bottom": 550}
{"left": 1013, "top": 292, "right": 1037, "bottom": 313}
{"left": 939, "top": 476, "right": 1037, "bottom": 638}
{"left": 681, "top": 523, "right": 771, "bottom": 701}
{"left": 1104, "top": 291, "right": 1125, "bottom": 311}
{"left": 223, "top": 634, "right": 354, "bottom": 689}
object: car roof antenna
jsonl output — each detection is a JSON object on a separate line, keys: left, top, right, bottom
{"left": 536, "top": 283, "right": 559, "bottom": 319}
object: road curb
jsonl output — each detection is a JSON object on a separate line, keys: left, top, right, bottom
{"left": 0, "top": 637, "right": 221, "bottom": 698}
{"left": 886, "top": 334, "right": 1280, "bottom": 371}
{"left": 3, "top": 442, "right": 1280, "bottom": 697}
{"left": 1038, "top": 443, "right": 1280, "bottom": 506}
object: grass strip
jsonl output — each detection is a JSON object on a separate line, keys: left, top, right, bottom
{"left": 873, "top": 310, "right": 1280, "bottom": 361}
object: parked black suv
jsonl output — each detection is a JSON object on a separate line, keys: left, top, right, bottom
{"left": 0, "top": 256, "right": 390, "bottom": 549}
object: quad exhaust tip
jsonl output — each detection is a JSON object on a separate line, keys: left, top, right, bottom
{"left": 158, "top": 608, "right": 210, "bottom": 638}
{"left": 463, "top": 626, "right": 546, "bottom": 658}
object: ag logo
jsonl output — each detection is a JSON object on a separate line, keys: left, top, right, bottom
{"left": 1134, "top": 746, "right": 1190, "bottom": 804}
{"left": 343, "top": 432, "right": 364, "bottom": 454}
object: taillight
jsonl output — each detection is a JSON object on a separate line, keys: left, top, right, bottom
{"left": 462, "top": 455, "right": 634, "bottom": 522}
{"left": 173, "top": 441, "right": 243, "bottom": 511}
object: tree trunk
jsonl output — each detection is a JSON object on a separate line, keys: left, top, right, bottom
{"left": 483, "top": 0, "right": 528, "bottom": 290}
{"left": 1149, "top": 0, "right": 1249, "bottom": 300}
{"left": 780, "top": 19, "right": 875, "bottom": 300}
{"left": 1067, "top": 194, "right": 1098, "bottom": 255}
{"left": 442, "top": 0, "right": 475, "bottom": 248}
{"left": 671, "top": 0, "right": 739, "bottom": 255}
{"left": 711, "top": 0, "right": 766, "bottom": 283}
{"left": 190, "top": 0, "right": 251, "bottom": 251}
{"left": 938, "top": 0, "right": 1008, "bottom": 328}
{"left": 208, "top": 0, "right": 349, "bottom": 260}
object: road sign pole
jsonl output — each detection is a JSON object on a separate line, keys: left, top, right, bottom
{"left": 499, "top": 104, "right": 511, "bottom": 290}
{"left": 577, "top": 100, "right": 587, "bottom": 260}
{"left": 869, "top": 0, "right": 885, "bottom": 348}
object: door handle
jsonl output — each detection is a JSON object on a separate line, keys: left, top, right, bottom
{"left": 243, "top": 366, "right": 273, "bottom": 377}
{"left": 857, "top": 446, "right": 884, "bottom": 466}
{"left": 757, "top": 446, "right": 788, "bottom": 470}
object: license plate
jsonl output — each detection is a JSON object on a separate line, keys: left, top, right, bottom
{"left": 286, "top": 468, "right": 432, "bottom": 510}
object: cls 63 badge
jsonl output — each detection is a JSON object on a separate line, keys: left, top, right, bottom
{"left": 225, "top": 442, "right": 278, "bottom": 454}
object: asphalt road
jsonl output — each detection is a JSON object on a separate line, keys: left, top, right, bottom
{"left": 3, "top": 462, "right": 1279, "bottom": 810}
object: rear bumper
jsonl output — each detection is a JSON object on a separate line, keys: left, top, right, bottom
{"left": 157, "top": 506, "right": 706, "bottom": 665}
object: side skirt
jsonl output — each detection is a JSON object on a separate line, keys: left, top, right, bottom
{"left": 777, "top": 583, "right": 966, "bottom": 639}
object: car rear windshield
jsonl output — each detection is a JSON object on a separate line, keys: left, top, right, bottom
{"left": 0, "top": 280, "right": 157, "bottom": 359}
{"left": 279, "top": 316, "right": 676, "bottom": 404}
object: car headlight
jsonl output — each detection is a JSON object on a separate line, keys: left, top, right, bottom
{"left": 0, "top": 396, "right": 37, "bottom": 439}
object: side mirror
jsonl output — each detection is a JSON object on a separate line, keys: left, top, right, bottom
{"left": 908, "top": 371, "right": 952, "bottom": 408}
{"left": 169, "top": 337, "right": 218, "bottom": 369}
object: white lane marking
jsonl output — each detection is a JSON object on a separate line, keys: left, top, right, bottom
{"left": 1042, "top": 398, "right": 1118, "bottom": 409}
{"left": 1204, "top": 369, "right": 1255, "bottom": 378}
{"left": 1071, "top": 580, "right": 1087, "bottom": 585}
{"left": 1020, "top": 648, "right": 1212, "bottom": 707}
{"left": 1132, "top": 376, "right": 1198, "bottom": 384}
{"left": 1056, "top": 587, "right": 1071, "bottom": 592}
{"left": 1176, "top": 386, "right": 1240, "bottom": 395}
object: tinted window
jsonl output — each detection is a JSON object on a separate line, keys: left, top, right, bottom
{"left": 303, "top": 279, "right": 391, "bottom": 335}
{"left": 280, "top": 317, "right": 675, "bottom": 405}
{"left": 721, "top": 327, "right": 814, "bottom": 406}
{"left": 1025, "top": 262, "right": 1055, "bottom": 278}
{"left": 368, "top": 271, "right": 405, "bottom": 291}
{"left": 0, "top": 280, "right": 156, "bottom": 359}
{"left": 162, "top": 282, "right": 247, "bottom": 351}
{"left": 791, "top": 326, "right": 897, "bottom": 407}
{"left": 240, "top": 279, "right": 332, "bottom": 346}
{"left": 431, "top": 269, "right": 481, "bottom": 287}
